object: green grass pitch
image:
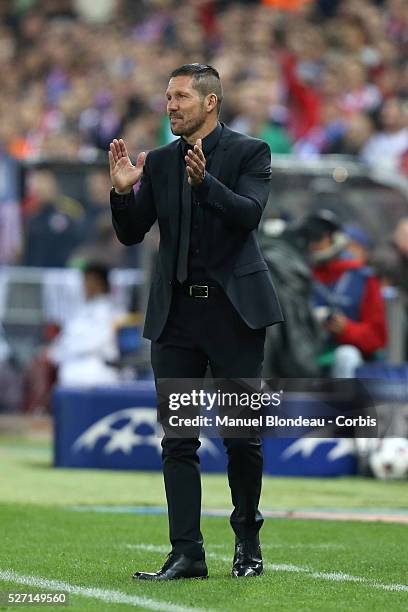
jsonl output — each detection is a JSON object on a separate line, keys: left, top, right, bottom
{"left": 0, "top": 438, "right": 407, "bottom": 611}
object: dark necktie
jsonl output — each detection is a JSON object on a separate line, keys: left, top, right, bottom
{"left": 176, "top": 153, "right": 192, "bottom": 284}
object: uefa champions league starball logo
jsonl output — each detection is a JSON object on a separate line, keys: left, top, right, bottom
{"left": 281, "top": 438, "right": 356, "bottom": 461}
{"left": 72, "top": 408, "right": 220, "bottom": 457}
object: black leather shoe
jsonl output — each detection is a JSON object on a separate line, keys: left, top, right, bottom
{"left": 132, "top": 553, "right": 208, "bottom": 581}
{"left": 231, "top": 537, "right": 263, "bottom": 577}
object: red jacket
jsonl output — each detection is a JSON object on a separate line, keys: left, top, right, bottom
{"left": 313, "top": 258, "right": 387, "bottom": 356}
{"left": 281, "top": 52, "right": 321, "bottom": 140}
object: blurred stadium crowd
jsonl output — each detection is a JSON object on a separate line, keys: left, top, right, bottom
{"left": 0, "top": 0, "right": 407, "bottom": 168}
{"left": 1, "top": 0, "right": 408, "bottom": 415}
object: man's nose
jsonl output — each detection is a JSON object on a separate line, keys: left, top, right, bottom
{"left": 167, "top": 99, "right": 178, "bottom": 113}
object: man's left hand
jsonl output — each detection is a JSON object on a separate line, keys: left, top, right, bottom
{"left": 325, "top": 313, "right": 347, "bottom": 335}
{"left": 185, "top": 139, "right": 206, "bottom": 187}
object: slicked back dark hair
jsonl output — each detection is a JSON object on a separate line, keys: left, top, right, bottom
{"left": 170, "top": 63, "right": 223, "bottom": 115}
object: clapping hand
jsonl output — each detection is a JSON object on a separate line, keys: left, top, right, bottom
{"left": 185, "top": 139, "right": 206, "bottom": 187}
{"left": 109, "top": 139, "right": 146, "bottom": 194}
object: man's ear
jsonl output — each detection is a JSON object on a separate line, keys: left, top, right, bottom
{"left": 206, "top": 93, "right": 218, "bottom": 113}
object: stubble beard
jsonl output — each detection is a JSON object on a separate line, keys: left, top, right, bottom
{"left": 170, "top": 107, "right": 206, "bottom": 138}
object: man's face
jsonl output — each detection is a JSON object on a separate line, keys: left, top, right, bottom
{"left": 166, "top": 76, "right": 207, "bottom": 137}
{"left": 84, "top": 272, "right": 105, "bottom": 300}
{"left": 381, "top": 98, "right": 403, "bottom": 132}
{"left": 308, "top": 234, "right": 333, "bottom": 254}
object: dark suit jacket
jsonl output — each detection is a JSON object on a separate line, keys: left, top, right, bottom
{"left": 111, "top": 124, "right": 283, "bottom": 341}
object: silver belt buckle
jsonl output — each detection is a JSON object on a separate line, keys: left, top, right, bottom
{"left": 190, "top": 284, "right": 209, "bottom": 298}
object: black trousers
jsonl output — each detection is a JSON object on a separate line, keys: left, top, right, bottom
{"left": 151, "top": 288, "right": 266, "bottom": 560}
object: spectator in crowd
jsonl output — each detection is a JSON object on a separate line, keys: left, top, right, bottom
{"left": 229, "top": 79, "right": 293, "bottom": 154}
{"left": 372, "top": 217, "right": 408, "bottom": 359}
{"left": 23, "top": 262, "right": 121, "bottom": 413}
{"left": 300, "top": 210, "right": 387, "bottom": 377}
{"left": 338, "top": 58, "right": 382, "bottom": 115}
{"left": 23, "top": 169, "right": 85, "bottom": 267}
{"left": 83, "top": 170, "right": 112, "bottom": 239}
{"left": 361, "top": 96, "right": 408, "bottom": 173}
{"left": 325, "top": 112, "right": 374, "bottom": 158}
{"left": 65, "top": 169, "right": 139, "bottom": 269}
{"left": 261, "top": 219, "right": 323, "bottom": 378}
{"left": 372, "top": 217, "right": 408, "bottom": 293}
{"left": 46, "top": 262, "right": 120, "bottom": 386}
{"left": 343, "top": 223, "right": 372, "bottom": 263}
{"left": 294, "top": 99, "right": 346, "bottom": 157}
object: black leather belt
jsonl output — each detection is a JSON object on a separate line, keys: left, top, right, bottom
{"left": 174, "top": 283, "right": 221, "bottom": 298}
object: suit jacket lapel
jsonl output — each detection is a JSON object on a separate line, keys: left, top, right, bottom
{"left": 203, "top": 126, "right": 232, "bottom": 263}
{"left": 207, "top": 124, "right": 232, "bottom": 181}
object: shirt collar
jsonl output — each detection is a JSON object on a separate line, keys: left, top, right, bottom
{"left": 181, "top": 122, "right": 222, "bottom": 157}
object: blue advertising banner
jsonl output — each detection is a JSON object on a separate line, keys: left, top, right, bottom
{"left": 263, "top": 437, "right": 357, "bottom": 476}
{"left": 53, "top": 383, "right": 357, "bottom": 476}
{"left": 53, "top": 382, "right": 226, "bottom": 472}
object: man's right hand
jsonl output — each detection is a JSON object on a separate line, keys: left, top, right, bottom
{"left": 109, "top": 138, "right": 146, "bottom": 194}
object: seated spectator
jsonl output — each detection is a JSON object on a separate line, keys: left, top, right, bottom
{"left": 47, "top": 262, "right": 120, "bottom": 386}
{"left": 24, "top": 262, "right": 120, "bottom": 413}
{"left": 299, "top": 210, "right": 387, "bottom": 377}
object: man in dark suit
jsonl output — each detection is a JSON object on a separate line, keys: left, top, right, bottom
{"left": 109, "top": 64, "right": 283, "bottom": 580}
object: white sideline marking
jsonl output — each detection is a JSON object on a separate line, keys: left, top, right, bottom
{"left": 0, "top": 570, "right": 210, "bottom": 612}
{"left": 210, "top": 542, "right": 345, "bottom": 550}
{"left": 126, "top": 544, "right": 408, "bottom": 593}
